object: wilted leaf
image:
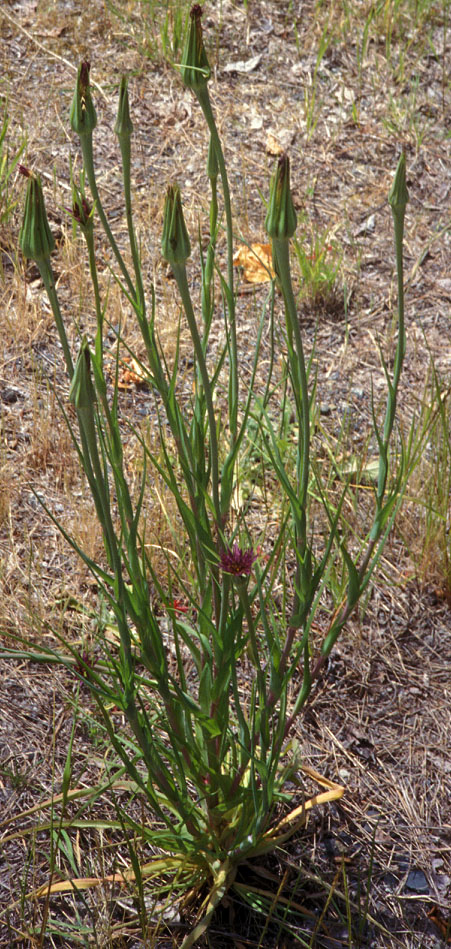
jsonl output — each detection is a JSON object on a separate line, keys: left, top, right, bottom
{"left": 266, "top": 128, "right": 296, "bottom": 155}
{"left": 266, "top": 133, "right": 283, "bottom": 156}
{"left": 427, "top": 906, "right": 451, "bottom": 943}
{"left": 223, "top": 54, "right": 262, "bottom": 74}
{"left": 335, "top": 455, "right": 379, "bottom": 485}
{"left": 105, "top": 353, "right": 148, "bottom": 390}
{"left": 233, "top": 243, "right": 275, "bottom": 284}
{"left": 118, "top": 357, "right": 148, "bottom": 389}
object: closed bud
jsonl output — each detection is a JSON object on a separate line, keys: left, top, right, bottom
{"left": 161, "top": 185, "right": 191, "bottom": 266}
{"left": 265, "top": 153, "right": 297, "bottom": 241}
{"left": 70, "top": 61, "right": 97, "bottom": 136}
{"left": 115, "top": 76, "right": 133, "bottom": 140}
{"left": 180, "top": 4, "right": 211, "bottom": 92}
{"left": 69, "top": 338, "right": 97, "bottom": 411}
{"left": 19, "top": 169, "right": 55, "bottom": 262}
{"left": 388, "top": 152, "right": 409, "bottom": 214}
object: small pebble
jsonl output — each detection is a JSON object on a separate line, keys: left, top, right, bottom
{"left": 1, "top": 387, "right": 22, "bottom": 404}
{"left": 404, "top": 869, "right": 429, "bottom": 894}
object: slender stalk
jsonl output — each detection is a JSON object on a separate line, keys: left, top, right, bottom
{"left": 172, "top": 261, "right": 221, "bottom": 533}
{"left": 117, "top": 130, "right": 146, "bottom": 319}
{"left": 83, "top": 226, "right": 105, "bottom": 369}
{"left": 79, "top": 132, "right": 136, "bottom": 301}
{"left": 371, "top": 168, "right": 407, "bottom": 529}
{"left": 38, "top": 258, "right": 74, "bottom": 378}
{"left": 271, "top": 237, "right": 310, "bottom": 682}
{"left": 195, "top": 87, "right": 238, "bottom": 445}
{"left": 272, "top": 238, "right": 310, "bottom": 541}
{"left": 235, "top": 580, "right": 262, "bottom": 676}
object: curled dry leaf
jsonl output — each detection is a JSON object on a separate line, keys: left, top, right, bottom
{"left": 266, "top": 132, "right": 283, "bottom": 156}
{"left": 105, "top": 352, "right": 148, "bottom": 390}
{"left": 266, "top": 128, "right": 296, "bottom": 155}
{"left": 233, "top": 242, "right": 275, "bottom": 284}
{"left": 223, "top": 53, "right": 262, "bottom": 74}
{"left": 427, "top": 906, "right": 451, "bottom": 943}
{"left": 118, "top": 357, "right": 148, "bottom": 389}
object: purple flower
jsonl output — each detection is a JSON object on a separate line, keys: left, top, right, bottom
{"left": 71, "top": 195, "right": 92, "bottom": 226}
{"left": 219, "top": 543, "right": 256, "bottom": 578}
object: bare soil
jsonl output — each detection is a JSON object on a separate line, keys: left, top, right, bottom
{"left": 0, "top": 1, "right": 450, "bottom": 946}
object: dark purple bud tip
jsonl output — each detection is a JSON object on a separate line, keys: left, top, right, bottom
{"left": 70, "top": 61, "right": 97, "bottom": 135}
{"left": 278, "top": 152, "right": 288, "bottom": 174}
{"left": 181, "top": 3, "right": 210, "bottom": 90}
{"left": 80, "top": 61, "right": 91, "bottom": 85}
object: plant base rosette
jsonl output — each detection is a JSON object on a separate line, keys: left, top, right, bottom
{"left": 4, "top": 766, "right": 343, "bottom": 947}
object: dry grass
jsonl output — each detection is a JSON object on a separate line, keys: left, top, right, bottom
{"left": 0, "top": 0, "right": 450, "bottom": 945}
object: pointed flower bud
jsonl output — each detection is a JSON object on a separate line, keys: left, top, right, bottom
{"left": 180, "top": 4, "right": 211, "bottom": 92}
{"left": 161, "top": 185, "right": 191, "bottom": 266}
{"left": 69, "top": 338, "right": 97, "bottom": 411}
{"left": 19, "top": 168, "right": 55, "bottom": 262}
{"left": 115, "top": 76, "right": 133, "bottom": 140}
{"left": 265, "top": 153, "right": 297, "bottom": 241}
{"left": 388, "top": 152, "right": 409, "bottom": 215}
{"left": 70, "top": 61, "right": 97, "bottom": 136}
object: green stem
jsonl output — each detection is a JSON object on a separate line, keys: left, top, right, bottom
{"left": 79, "top": 132, "right": 136, "bottom": 301}
{"left": 38, "top": 258, "right": 74, "bottom": 378}
{"left": 272, "top": 238, "right": 310, "bottom": 612}
{"left": 76, "top": 407, "right": 118, "bottom": 568}
{"left": 202, "top": 173, "right": 217, "bottom": 330}
{"left": 209, "top": 173, "right": 218, "bottom": 239}
{"left": 196, "top": 87, "right": 238, "bottom": 445}
{"left": 172, "top": 261, "right": 221, "bottom": 533}
{"left": 117, "top": 131, "right": 146, "bottom": 318}
{"left": 370, "top": 190, "right": 407, "bottom": 537}
{"left": 76, "top": 406, "right": 134, "bottom": 682}
{"left": 84, "top": 228, "right": 105, "bottom": 370}
{"left": 298, "top": 197, "right": 408, "bottom": 692}
{"left": 235, "top": 579, "right": 262, "bottom": 677}
{"left": 282, "top": 637, "right": 312, "bottom": 735}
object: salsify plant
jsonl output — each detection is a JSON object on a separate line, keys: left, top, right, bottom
{"left": 14, "top": 5, "right": 411, "bottom": 944}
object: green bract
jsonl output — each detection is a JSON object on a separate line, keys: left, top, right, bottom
{"left": 180, "top": 4, "right": 211, "bottom": 92}
{"left": 388, "top": 151, "right": 409, "bottom": 214}
{"left": 19, "top": 171, "right": 55, "bottom": 262}
{"left": 70, "top": 61, "right": 97, "bottom": 136}
{"left": 115, "top": 76, "right": 133, "bottom": 140}
{"left": 265, "top": 153, "right": 297, "bottom": 241}
{"left": 161, "top": 184, "right": 191, "bottom": 265}
{"left": 207, "top": 136, "right": 218, "bottom": 181}
{"left": 69, "top": 338, "right": 97, "bottom": 411}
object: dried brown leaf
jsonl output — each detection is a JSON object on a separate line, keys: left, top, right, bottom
{"left": 233, "top": 243, "right": 275, "bottom": 284}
